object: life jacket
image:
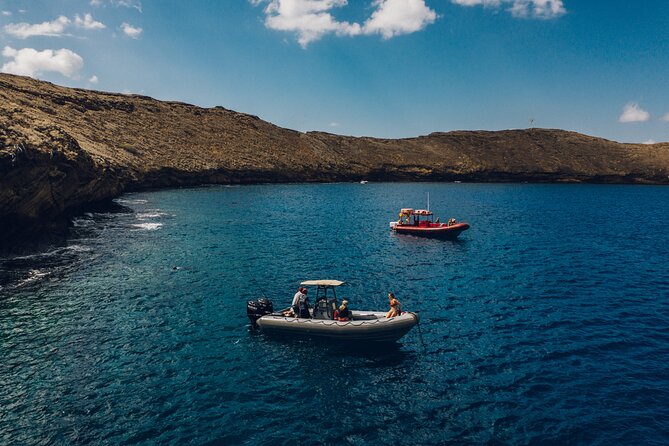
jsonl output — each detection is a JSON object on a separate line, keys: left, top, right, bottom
{"left": 335, "top": 307, "right": 351, "bottom": 321}
{"left": 298, "top": 293, "right": 309, "bottom": 310}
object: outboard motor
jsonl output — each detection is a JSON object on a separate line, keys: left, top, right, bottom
{"left": 247, "top": 298, "right": 274, "bottom": 327}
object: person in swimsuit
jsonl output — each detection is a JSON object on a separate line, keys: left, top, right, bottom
{"left": 386, "top": 292, "right": 401, "bottom": 318}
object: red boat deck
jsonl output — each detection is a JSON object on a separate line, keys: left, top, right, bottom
{"left": 391, "top": 208, "right": 469, "bottom": 239}
{"left": 393, "top": 222, "right": 470, "bottom": 239}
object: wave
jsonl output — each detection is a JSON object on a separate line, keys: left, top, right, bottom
{"left": 115, "top": 198, "right": 148, "bottom": 205}
{"left": 72, "top": 218, "right": 95, "bottom": 227}
{"left": 12, "top": 269, "right": 51, "bottom": 289}
{"left": 66, "top": 244, "right": 92, "bottom": 253}
{"left": 131, "top": 223, "right": 163, "bottom": 231}
{"left": 136, "top": 212, "right": 169, "bottom": 219}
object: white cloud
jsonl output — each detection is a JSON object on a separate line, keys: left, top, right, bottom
{"left": 660, "top": 113, "right": 669, "bottom": 122}
{"left": 451, "top": 0, "right": 500, "bottom": 6}
{"left": 88, "top": 0, "right": 142, "bottom": 12}
{"left": 362, "top": 0, "right": 436, "bottom": 39}
{"left": 4, "top": 14, "right": 105, "bottom": 39}
{"left": 1, "top": 46, "right": 84, "bottom": 78}
{"left": 618, "top": 103, "right": 651, "bottom": 123}
{"left": 642, "top": 139, "right": 656, "bottom": 145}
{"left": 113, "top": 0, "right": 143, "bottom": 12}
{"left": 1, "top": 11, "right": 11, "bottom": 16}
{"left": 329, "top": 121, "right": 340, "bottom": 127}
{"left": 511, "top": 0, "right": 566, "bottom": 18}
{"left": 451, "top": 0, "right": 566, "bottom": 19}
{"left": 74, "top": 13, "right": 106, "bottom": 29}
{"left": 88, "top": 74, "right": 99, "bottom": 83}
{"left": 261, "top": 0, "right": 361, "bottom": 48}
{"left": 254, "top": 0, "right": 436, "bottom": 47}
{"left": 4, "top": 16, "right": 70, "bottom": 39}
{"left": 121, "top": 22, "right": 142, "bottom": 38}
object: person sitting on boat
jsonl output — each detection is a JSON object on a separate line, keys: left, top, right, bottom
{"left": 291, "top": 287, "right": 311, "bottom": 318}
{"left": 386, "top": 293, "right": 401, "bottom": 318}
{"left": 447, "top": 218, "right": 456, "bottom": 226}
{"left": 334, "top": 300, "right": 352, "bottom": 321}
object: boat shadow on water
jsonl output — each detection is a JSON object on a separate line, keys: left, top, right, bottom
{"left": 247, "top": 327, "right": 418, "bottom": 364}
{"left": 392, "top": 233, "right": 469, "bottom": 246}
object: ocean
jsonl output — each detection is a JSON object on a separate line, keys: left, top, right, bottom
{"left": 1, "top": 183, "right": 668, "bottom": 445}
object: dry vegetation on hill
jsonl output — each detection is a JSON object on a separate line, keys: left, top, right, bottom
{"left": 1, "top": 73, "right": 668, "bottom": 240}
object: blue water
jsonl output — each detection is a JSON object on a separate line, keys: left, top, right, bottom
{"left": 1, "top": 183, "right": 668, "bottom": 445}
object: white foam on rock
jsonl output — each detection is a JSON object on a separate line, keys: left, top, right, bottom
{"left": 131, "top": 222, "right": 163, "bottom": 231}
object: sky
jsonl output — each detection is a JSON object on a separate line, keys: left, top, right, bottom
{"left": 0, "top": 0, "right": 668, "bottom": 144}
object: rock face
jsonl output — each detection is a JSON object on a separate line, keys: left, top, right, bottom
{"left": 1, "top": 73, "right": 668, "bottom": 242}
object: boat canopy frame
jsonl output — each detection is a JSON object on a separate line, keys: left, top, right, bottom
{"left": 398, "top": 208, "right": 435, "bottom": 225}
{"left": 300, "top": 280, "right": 345, "bottom": 303}
{"left": 399, "top": 208, "right": 433, "bottom": 216}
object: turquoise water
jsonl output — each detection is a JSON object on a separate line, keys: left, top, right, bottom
{"left": 1, "top": 183, "right": 668, "bottom": 444}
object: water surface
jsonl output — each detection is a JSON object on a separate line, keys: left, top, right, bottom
{"left": 1, "top": 183, "right": 668, "bottom": 445}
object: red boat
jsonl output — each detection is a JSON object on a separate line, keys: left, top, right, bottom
{"left": 390, "top": 208, "right": 469, "bottom": 239}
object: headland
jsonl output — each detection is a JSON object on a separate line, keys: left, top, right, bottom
{"left": 1, "top": 73, "right": 668, "bottom": 241}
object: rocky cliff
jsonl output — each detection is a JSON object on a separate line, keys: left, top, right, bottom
{"left": 1, "top": 73, "right": 668, "bottom": 242}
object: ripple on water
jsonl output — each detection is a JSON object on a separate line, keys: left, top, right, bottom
{"left": 1, "top": 184, "right": 669, "bottom": 445}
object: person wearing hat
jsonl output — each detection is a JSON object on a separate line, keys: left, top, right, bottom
{"left": 335, "top": 300, "right": 351, "bottom": 321}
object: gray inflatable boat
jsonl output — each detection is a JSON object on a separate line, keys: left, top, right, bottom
{"left": 247, "top": 280, "right": 420, "bottom": 343}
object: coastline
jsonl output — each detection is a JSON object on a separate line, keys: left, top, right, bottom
{"left": 2, "top": 73, "right": 669, "bottom": 244}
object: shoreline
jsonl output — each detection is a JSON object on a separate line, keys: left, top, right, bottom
{"left": 2, "top": 73, "right": 669, "bottom": 245}
{"left": 2, "top": 177, "right": 667, "bottom": 251}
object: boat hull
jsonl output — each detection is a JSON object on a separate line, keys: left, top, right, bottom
{"left": 392, "top": 222, "right": 469, "bottom": 239}
{"left": 256, "top": 311, "right": 419, "bottom": 342}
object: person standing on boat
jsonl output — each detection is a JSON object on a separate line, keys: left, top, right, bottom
{"left": 291, "top": 287, "right": 311, "bottom": 318}
{"left": 386, "top": 293, "right": 401, "bottom": 318}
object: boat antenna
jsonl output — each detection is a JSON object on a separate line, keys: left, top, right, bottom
{"left": 427, "top": 192, "right": 430, "bottom": 212}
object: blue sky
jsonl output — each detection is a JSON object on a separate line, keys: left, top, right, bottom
{"left": 1, "top": 0, "right": 668, "bottom": 143}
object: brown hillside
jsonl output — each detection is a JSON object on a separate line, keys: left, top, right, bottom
{"left": 1, "top": 73, "right": 668, "bottom": 240}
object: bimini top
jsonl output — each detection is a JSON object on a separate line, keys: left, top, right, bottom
{"left": 300, "top": 280, "right": 345, "bottom": 287}
{"left": 399, "top": 208, "right": 433, "bottom": 216}
{"left": 412, "top": 209, "right": 433, "bottom": 216}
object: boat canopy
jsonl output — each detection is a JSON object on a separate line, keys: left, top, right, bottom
{"left": 300, "top": 280, "right": 345, "bottom": 287}
{"left": 399, "top": 208, "right": 433, "bottom": 216}
{"left": 413, "top": 209, "right": 433, "bottom": 216}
